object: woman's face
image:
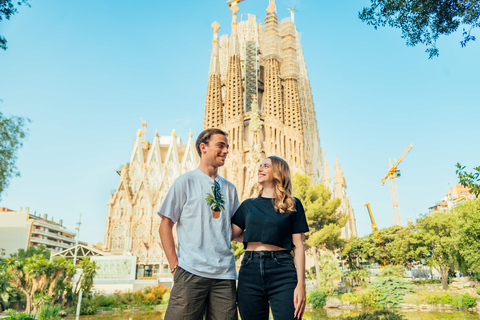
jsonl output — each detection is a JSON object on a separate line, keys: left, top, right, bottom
{"left": 258, "top": 158, "right": 274, "bottom": 186}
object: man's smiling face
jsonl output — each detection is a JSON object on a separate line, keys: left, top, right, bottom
{"left": 201, "top": 133, "right": 229, "bottom": 168}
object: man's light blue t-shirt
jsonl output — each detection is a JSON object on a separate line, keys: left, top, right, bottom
{"left": 158, "top": 169, "right": 240, "bottom": 280}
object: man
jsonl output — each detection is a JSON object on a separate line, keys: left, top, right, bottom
{"left": 158, "top": 128, "right": 239, "bottom": 320}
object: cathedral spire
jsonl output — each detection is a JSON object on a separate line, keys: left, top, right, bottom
{"left": 204, "top": 21, "right": 224, "bottom": 129}
{"left": 209, "top": 22, "right": 221, "bottom": 75}
{"left": 229, "top": 2, "right": 240, "bottom": 55}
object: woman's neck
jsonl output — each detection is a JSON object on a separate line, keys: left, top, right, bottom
{"left": 261, "top": 184, "right": 275, "bottom": 198}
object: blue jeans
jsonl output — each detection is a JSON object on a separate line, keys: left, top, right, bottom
{"left": 237, "top": 251, "right": 299, "bottom": 320}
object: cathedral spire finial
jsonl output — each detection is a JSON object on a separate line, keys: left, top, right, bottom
{"left": 230, "top": 2, "right": 239, "bottom": 36}
{"left": 211, "top": 21, "right": 220, "bottom": 54}
{"left": 267, "top": 0, "right": 276, "bottom": 14}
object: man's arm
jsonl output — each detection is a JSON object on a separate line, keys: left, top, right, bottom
{"left": 159, "top": 216, "right": 178, "bottom": 275}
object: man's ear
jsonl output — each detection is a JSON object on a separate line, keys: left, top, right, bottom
{"left": 200, "top": 142, "right": 208, "bottom": 154}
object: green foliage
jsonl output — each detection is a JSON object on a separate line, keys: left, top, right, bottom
{"left": 458, "top": 292, "right": 476, "bottom": 308}
{"left": 343, "top": 268, "right": 370, "bottom": 287}
{"left": 422, "top": 292, "right": 453, "bottom": 305}
{"left": 5, "top": 311, "right": 36, "bottom": 320}
{"left": 340, "top": 292, "right": 360, "bottom": 304}
{"left": 411, "top": 279, "right": 442, "bottom": 285}
{"left": 453, "top": 200, "right": 480, "bottom": 275}
{"left": 344, "top": 309, "right": 405, "bottom": 320}
{"left": 0, "top": 111, "right": 30, "bottom": 200}
{"left": 456, "top": 163, "right": 480, "bottom": 197}
{"left": 359, "top": 0, "right": 480, "bottom": 58}
{"left": 292, "top": 173, "right": 345, "bottom": 252}
{"left": 205, "top": 186, "right": 225, "bottom": 212}
{"left": 357, "top": 288, "right": 380, "bottom": 307}
{"left": 378, "top": 265, "right": 406, "bottom": 278}
{"left": 370, "top": 276, "right": 413, "bottom": 307}
{"left": 36, "top": 305, "right": 61, "bottom": 320}
{"left": 231, "top": 241, "right": 245, "bottom": 261}
{"left": 79, "top": 297, "right": 97, "bottom": 315}
{"left": 32, "top": 293, "right": 53, "bottom": 313}
{"left": 0, "top": 0, "right": 31, "bottom": 50}
{"left": 477, "top": 287, "right": 480, "bottom": 295}
{"left": 306, "top": 289, "right": 326, "bottom": 309}
{"left": 317, "top": 253, "right": 342, "bottom": 295}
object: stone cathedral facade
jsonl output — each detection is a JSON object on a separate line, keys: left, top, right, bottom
{"left": 204, "top": 0, "right": 357, "bottom": 237}
{"left": 103, "top": 125, "right": 199, "bottom": 278}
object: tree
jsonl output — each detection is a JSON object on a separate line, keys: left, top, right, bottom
{"left": 317, "top": 253, "right": 343, "bottom": 295}
{"left": 359, "top": 0, "right": 480, "bottom": 58}
{"left": 0, "top": 110, "right": 29, "bottom": 201}
{"left": 456, "top": 163, "right": 480, "bottom": 197}
{"left": 453, "top": 200, "right": 480, "bottom": 276}
{"left": 292, "top": 173, "right": 344, "bottom": 288}
{"left": 0, "top": 0, "right": 30, "bottom": 50}
{"left": 414, "top": 212, "right": 457, "bottom": 290}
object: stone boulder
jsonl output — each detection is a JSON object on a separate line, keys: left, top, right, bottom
{"left": 325, "top": 298, "right": 342, "bottom": 308}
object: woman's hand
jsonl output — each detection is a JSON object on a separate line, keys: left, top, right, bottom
{"left": 293, "top": 282, "right": 306, "bottom": 319}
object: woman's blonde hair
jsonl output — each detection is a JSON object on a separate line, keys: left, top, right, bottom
{"left": 258, "top": 156, "right": 296, "bottom": 213}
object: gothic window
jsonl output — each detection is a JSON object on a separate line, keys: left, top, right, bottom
{"left": 152, "top": 153, "right": 157, "bottom": 163}
{"left": 133, "top": 169, "right": 139, "bottom": 178}
{"left": 119, "top": 198, "right": 124, "bottom": 206}
{"left": 150, "top": 169, "right": 156, "bottom": 177}
{"left": 133, "top": 224, "right": 147, "bottom": 245}
{"left": 111, "top": 224, "right": 126, "bottom": 250}
{"left": 140, "top": 198, "right": 145, "bottom": 206}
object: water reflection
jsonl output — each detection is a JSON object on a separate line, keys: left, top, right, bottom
{"left": 76, "top": 309, "right": 480, "bottom": 320}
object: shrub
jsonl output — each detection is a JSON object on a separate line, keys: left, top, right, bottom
{"left": 344, "top": 309, "right": 405, "bottom": 320}
{"left": 306, "top": 289, "right": 326, "bottom": 309}
{"left": 340, "top": 292, "right": 360, "bottom": 304}
{"left": 5, "top": 311, "right": 36, "bottom": 320}
{"left": 411, "top": 279, "right": 442, "bottom": 285}
{"left": 459, "top": 292, "right": 476, "bottom": 308}
{"left": 477, "top": 287, "right": 480, "bottom": 295}
{"left": 134, "top": 285, "right": 168, "bottom": 307}
{"left": 370, "top": 276, "right": 413, "bottom": 307}
{"left": 79, "top": 297, "right": 98, "bottom": 315}
{"left": 36, "top": 305, "right": 61, "bottom": 320}
{"left": 357, "top": 288, "right": 379, "bottom": 307}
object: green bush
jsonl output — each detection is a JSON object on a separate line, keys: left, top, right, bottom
{"left": 357, "top": 288, "right": 379, "bottom": 307}
{"left": 459, "top": 292, "right": 476, "bottom": 308}
{"left": 306, "top": 289, "right": 326, "bottom": 309}
{"left": 36, "top": 305, "right": 61, "bottom": 320}
{"left": 79, "top": 297, "right": 98, "bottom": 315}
{"left": 5, "top": 311, "right": 36, "bottom": 320}
{"left": 340, "top": 292, "right": 360, "bottom": 304}
{"left": 344, "top": 308, "right": 405, "bottom": 320}
{"left": 411, "top": 279, "right": 442, "bottom": 285}
{"left": 370, "top": 276, "right": 413, "bottom": 307}
{"left": 477, "top": 287, "right": 480, "bottom": 295}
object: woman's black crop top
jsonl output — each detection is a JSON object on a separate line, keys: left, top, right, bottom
{"left": 231, "top": 196, "right": 309, "bottom": 250}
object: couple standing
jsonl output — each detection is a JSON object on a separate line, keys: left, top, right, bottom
{"left": 158, "top": 128, "right": 309, "bottom": 320}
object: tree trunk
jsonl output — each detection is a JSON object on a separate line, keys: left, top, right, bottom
{"left": 313, "top": 247, "right": 321, "bottom": 289}
{"left": 23, "top": 290, "right": 32, "bottom": 314}
{"left": 440, "top": 266, "right": 449, "bottom": 290}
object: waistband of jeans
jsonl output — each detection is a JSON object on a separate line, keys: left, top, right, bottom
{"left": 244, "top": 250, "right": 292, "bottom": 259}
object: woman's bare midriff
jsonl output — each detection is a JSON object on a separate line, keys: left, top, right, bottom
{"left": 246, "top": 242, "right": 287, "bottom": 251}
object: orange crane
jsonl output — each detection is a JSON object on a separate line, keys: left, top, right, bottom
{"left": 381, "top": 143, "right": 413, "bottom": 226}
{"left": 364, "top": 203, "right": 379, "bottom": 234}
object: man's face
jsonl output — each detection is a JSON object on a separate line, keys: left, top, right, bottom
{"left": 201, "top": 134, "right": 229, "bottom": 168}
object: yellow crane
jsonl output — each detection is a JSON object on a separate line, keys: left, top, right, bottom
{"left": 381, "top": 143, "right": 413, "bottom": 226}
{"left": 364, "top": 203, "right": 379, "bottom": 234}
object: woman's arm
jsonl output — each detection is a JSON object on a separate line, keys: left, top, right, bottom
{"left": 232, "top": 223, "right": 244, "bottom": 242}
{"left": 292, "top": 233, "right": 306, "bottom": 319}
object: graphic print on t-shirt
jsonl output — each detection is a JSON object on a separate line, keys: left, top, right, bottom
{"left": 205, "top": 180, "right": 226, "bottom": 219}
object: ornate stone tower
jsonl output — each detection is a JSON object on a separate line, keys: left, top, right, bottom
{"left": 204, "top": 0, "right": 325, "bottom": 200}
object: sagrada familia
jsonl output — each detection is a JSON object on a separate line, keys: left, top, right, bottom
{"left": 102, "top": 0, "right": 357, "bottom": 279}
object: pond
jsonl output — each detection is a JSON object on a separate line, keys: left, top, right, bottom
{"left": 76, "top": 309, "right": 480, "bottom": 320}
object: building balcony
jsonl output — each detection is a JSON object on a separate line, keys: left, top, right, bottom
{"left": 31, "top": 220, "right": 76, "bottom": 236}
{"left": 30, "top": 237, "right": 74, "bottom": 250}
{"left": 31, "top": 229, "right": 76, "bottom": 244}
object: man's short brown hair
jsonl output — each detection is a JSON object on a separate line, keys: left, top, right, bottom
{"left": 195, "top": 128, "right": 227, "bottom": 157}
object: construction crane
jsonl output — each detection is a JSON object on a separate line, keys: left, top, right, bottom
{"left": 364, "top": 203, "right": 379, "bottom": 234}
{"left": 381, "top": 143, "right": 413, "bottom": 226}
{"left": 227, "top": 0, "right": 245, "bottom": 6}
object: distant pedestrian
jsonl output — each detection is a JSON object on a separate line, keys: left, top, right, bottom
{"left": 158, "top": 128, "right": 240, "bottom": 320}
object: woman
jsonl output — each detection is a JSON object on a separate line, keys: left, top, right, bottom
{"left": 232, "top": 156, "right": 309, "bottom": 320}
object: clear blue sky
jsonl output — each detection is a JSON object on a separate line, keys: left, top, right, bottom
{"left": 1, "top": 0, "right": 479, "bottom": 245}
